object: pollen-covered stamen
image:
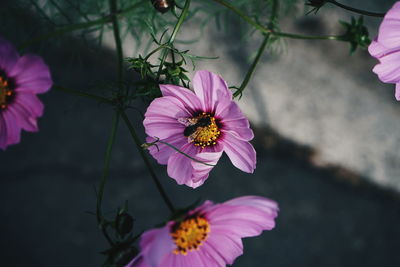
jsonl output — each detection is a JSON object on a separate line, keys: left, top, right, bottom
{"left": 184, "top": 112, "right": 221, "bottom": 148}
{"left": 0, "top": 76, "right": 13, "bottom": 110}
{"left": 171, "top": 216, "right": 210, "bottom": 255}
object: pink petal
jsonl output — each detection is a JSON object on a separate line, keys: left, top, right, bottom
{"left": 14, "top": 92, "right": 44, "bottom": 117}
{"left": 376, "top": 2, "right": 400, "bottom": 49}
{"left": 204, "top": 233, "right": 243, "bottom": 265}
{"left": 8, "top": 104, "right": 38, "bottom": 132}
{"left": 372, "top": 49, "right": 400, "bottom": 83}
{"left": 10, "top": 54, "right": 52, "bottom": 94}
{"left": 190, "top": 151, "right": 223, "bottom": 188}
{"left": 216, "top": 101, "right": 253, "bottom": 141}
{"left": 125, "top": 256, "right": 151, "bottom": 267}
{"left": 0, "top": 115, "right": 7, "bottom": 150}
{"left": 368, "top": 39, "right": 390, "bottom": 58}
{"left": 221, "top": 131, "right": 256, "bottom": 173}
{"left": 0, "top": 37, "right": 19, "bottom": 73}
{"left": 167, "top": 143, "right": 201, "bottom": 186}
{"left": 207, "top": 205, "right": 277, "bottom": 235}
{"left": 192, "top": 70, "right": 231, "bottom": 113}
{"left": 144, "top": 96, "right": 188, "bottom": 139}
{"left": 1, "top": 110, "right": 21, "bottom": 149}
{"left": 200, "top": 242, "right": 227, "bottom": 267}
{"left": 160, "top": 250, "right": 212, "bottom": 267}
{"left": 140, "top": 226, "right": 174, "bottom": 267}
{"left": 224, "top": 195, "right": 279, "bottom": 215}
{"left": 396, "top": 83, "right": 400, "bottom": 101}
{"left": 146, "top": 135, "right": 186, "bottom": 165}
{"left": 159, "top": 84, "right": 202, "bottom": 114}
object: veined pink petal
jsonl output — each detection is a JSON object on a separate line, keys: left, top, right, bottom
{"left": 8, "top": 104, "right": 38, "bottom": 132}
{"left": 396, "top": 83, "right": 400, "bottom": 100}
{"left": 160, "top": 84, "right": 202, "bottom": 114}
{"left": 167, "top": 143, "right": 201, "bottom": 186}
{"left": 205, "top": 233, "right": 243, "bottom": 265}
{"left": 376, "top": 2, "right": 400, "bottom": 49}
{"left": 216, "top": 101, "right": 253, "bottom": 141}
{"left": 140, "top": 226, "right": 174, "bottom": 267}
{"left": 11, "top": 54, "right": 52, "bottom": 94}
{"left": 221, "top": 130, "right": 256, "bottom": 173}
{"left": 208, "top": 206, "right": 277, "bottom": 234}
{"left": 0, "top": 115, "right": 7, "bottom": 150}
{"left": 0, "top": 37, "right": 19, "bottom": 73}
{"left": 147, "top": 135, "right": 187, "bottom": 165}
{"left": 190, "top": 151, "right": 223, "bottom": 188}
{"left": 224, "top": 195, "right": 279, "bottom": 215}
{"left": 2, "top": 110, "right": 21, "bottom": 147}
{"left": 192, "top": 70, "right": 231, "bottom": 112}
{"left": 125, "top": 256, "right": 151, "bottom": 267}
{"left": 372, "top": 49, "right": 400, "bottom": 83}
{"left": 144, "top": 96, "right": 188, "bottom": 139}
{"left": 14, "top": 92, "right": 44, "bottom": 117}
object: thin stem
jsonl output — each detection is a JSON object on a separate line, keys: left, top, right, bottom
{"left": 210, "top": 0, "right": 344, "bottom": 42}
{"left": 328, "top": 0, "right": 385, "bottom": 18}
{"left": 273, "top": 31, "right": 345, "bottom": 41}
{"left": 211, "top": 0, "right": 272, "bottom": 34}
{"left": 19, "top": 0, "right": 146, "bottom": 49}
{"left": 233, "top": 0, "right": 277, "bottom": 98}
{"left": 234, "top": 34, "right": 270, "bottom": 98}
{"left": 120, "top": 110, "right": 175, "bottom": 213}
{"left": 53, "top": 85, "right": 113, "bottom": 104}
{"left": 156, "top": 0, "right": 191, "bottom": 81}
{"left": 109, "top": 0, "right": 124, "bottom": 83}
{"left": 96, "top": 111, "right": 120, "bottom": 246}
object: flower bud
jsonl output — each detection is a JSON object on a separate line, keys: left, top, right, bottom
{"left": 115, "top": 212, "right": 134, "bottom": 237}
{"left": 151, "top": 0, "right": 174, "bottom": 14}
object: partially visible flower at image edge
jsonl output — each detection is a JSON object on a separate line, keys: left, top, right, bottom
{"left": 144, "top": 70, "right": 256, "bottom": 188}
{"left": 368, "top": 1, "right": 400, "bottom": 100}
{"left": 125, "top": 195, "right": 279, "bottom": 267}
{"left": 0, "top": 36, "right": 52, "bottom": 149}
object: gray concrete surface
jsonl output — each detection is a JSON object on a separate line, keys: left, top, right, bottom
{"left": 171, "top": 0, "right": 400, "bottom": 192}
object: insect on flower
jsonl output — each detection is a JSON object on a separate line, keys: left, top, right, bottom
{"left": 151, "top": 0, "right": 174, "bottom": 13}
{"left": 143, "top": 70, "right": 256, "bottom": 188}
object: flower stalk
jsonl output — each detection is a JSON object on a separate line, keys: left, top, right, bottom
{"left": 120, "top": 110, "right": 176, "bottom": 213}
{"left": 328, "top": 0, "right": 385, "bottom": 17}
{"left": 96, "top": 111, "right": 120, "bottom": 246}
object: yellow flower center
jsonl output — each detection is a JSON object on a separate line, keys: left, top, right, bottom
{"left": 0, "top": 76, "right": 13, "bottom": 110}
{"left": 184, "top": 112, "right": 221, "bottom": 148}
{"left": 171, "top": 216, "right": 210, "bottom": 255}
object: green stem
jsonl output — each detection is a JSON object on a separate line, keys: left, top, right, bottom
{"left": 273, "top": 31, "right": 345, "bottom": 41}
{"left": 96, "top": 111, "right": 120, "bottom": 246}
{"left": 211, "top": 0, "right": 345, "bottom": 42}
{"left": 234, "top": 34, "right": 270, "bottom": 98}
{"left": 156, "top": 0, "right": 191, "bottom": 81}
{"left": 53, "top": 85, "right": 113, "bottom": 104}
{"left": 211, "top": 0, "right": 271, "bottom": 34}
{"left": 19, "top": 0, "right": 146, "bottom": 49}
{"left": 328, "top": 0, "right": 385, "bottom": 17}
{"left": 109, "top": 0, "right": 124, "bottom": 83}
{"left": 120, "top": 110, "right": 175, "bottom": 213}
{"left": 233, "top": 0, "right": 277, "bottom": 98}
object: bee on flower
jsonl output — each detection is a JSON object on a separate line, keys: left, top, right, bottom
{"left": 144, "top": 70, "right": 256, "bottom": 188}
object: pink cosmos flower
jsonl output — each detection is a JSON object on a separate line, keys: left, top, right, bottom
{"left": 0, "top": 37, "right": 52, "bottom": 150}
{"left": 144, "top": 70, "right": 256, "bottom": 188}
{"left": 125, "top": 196, "right": 279, "bottom": 267}
{"left": 368, "top": 1, "right": 400, "bottom": 100}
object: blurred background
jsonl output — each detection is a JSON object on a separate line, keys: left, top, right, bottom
{"left": 1, "top": 0, "right": 400, "bottom": 266}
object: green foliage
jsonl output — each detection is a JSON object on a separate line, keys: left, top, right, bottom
{"left": 340, "top": 16, "right": 371, "bottom": 53}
